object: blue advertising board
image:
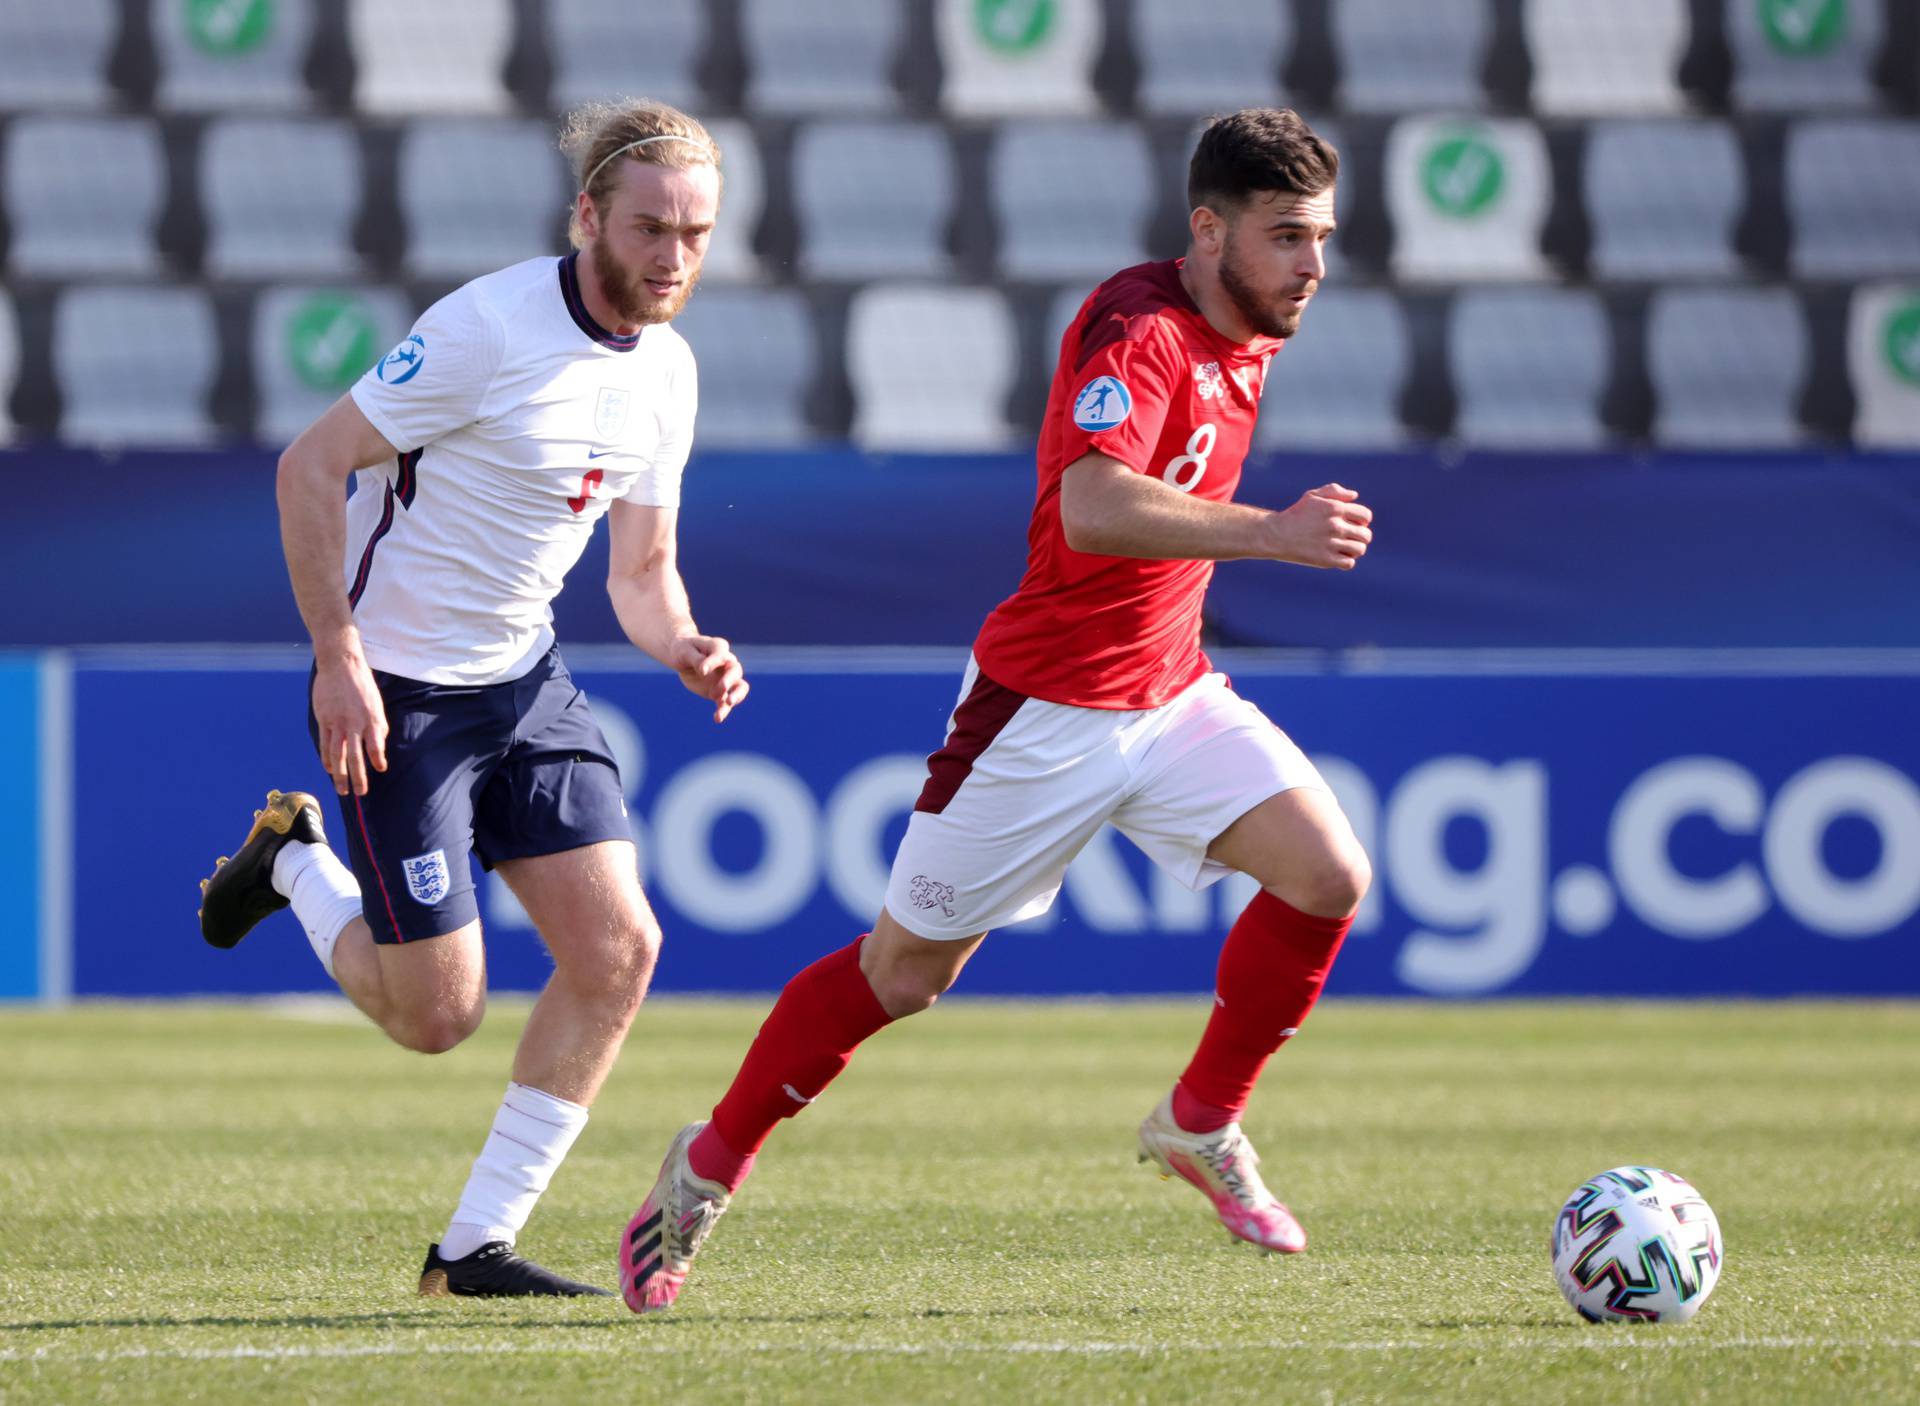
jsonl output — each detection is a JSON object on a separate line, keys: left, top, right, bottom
{"left": 43, "top": 650, "right": 1920, "bottom": 1000}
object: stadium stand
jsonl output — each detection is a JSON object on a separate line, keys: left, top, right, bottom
{"left": 54, "top": 285, "right": 219, "bottom": 445}
{"left": 0, "top": 288, "right": 17, "bottom": 444}
{"left": 671, "top": 287, "right": 817, "bottom": 446}
{"left": 201, "top": 117, "right": 362, "bottom": 277}
{"left": 0, "top": 0, "right": 1915, "bottom": 450}
{"left": 1524, "top": 0, "right": 1689, "bottom": 115}
{"left": 546, "top": 0, "right": 706, "bottom": 114}
{"left": 1584, "top": 120, "right": 1745, "bottom": 279}
{"left": 1849, "top": 282, "right": 1920, "bottom": 447}
{"left": 742, "top": 0, "right": 905, "bottom": 114}
{"left": 154, "top": 0, "right": 317, "bottom": 111}
{"left": 1647, "top": 286, "right": 1808, "bottom": 447}
{"left": 5, "top": 117, "right": 166, "bottom": 277}
{"left": 848, "top": 284, "right": 1016, "bottom": 449}
{"left": 1451, "top": 287, "right": 1611, "bottom": 446}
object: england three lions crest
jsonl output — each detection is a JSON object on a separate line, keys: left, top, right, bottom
{"left": 402, "top": 849, "right": 451, "bottom": 905}
{"left": 594, "top": 386, "right": 630, "bottom": 441}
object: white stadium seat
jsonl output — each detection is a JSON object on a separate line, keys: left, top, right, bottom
{"left": 1133, "top": 0, "right": 1290, "bottom": 116}
{"left": 1334, "top": 0, "right": 1490, "bottom": 112}
{"left": 1256, "top": 288, "right": 1412, "bottom": 449}
{"left": 1386, "top": 117, "right": 1551, "bottom": 281}
{"left": 1730, "top": 0, "right": 1884, "bottom": 111}
{"left": 702, "top": 120, "right": 766, "bottom": 284}
{"left": 547, "top": 0, "right": 705, "bottom": 113}
{"left": 1849, "top": 283, "right": 1920, "bottom": 448}
{"left": 849, "top": 285, "right": 1017, "bottom": 450}
{"left": 743, "top": 0, "right": 904, "bottom": 113}
{"left": 1647, "top": 287, "right": 1807, "bottom": 448}
{"left": 670, "top": 288, "right": 817, "bottom": 446}
{"left": 1451, "top": 287, "right": 1611, "bottom": 447}
{"left": 1525, "top": 0, "right": 1689, "bottom": 115}
{"left": 202, "top": 117, "right": 363, "bottom": 277}
{"left": 350, "top": 0, "right": 513, "bottom": 114}
{"left": 1786, "top": 120, "right": 1920, "bottom": 279}
{"left": 253, "top": 285, "right": 414, "bottom": 446}
{"left": 936, "top": 0, "right": 1101, "bottom": 116}
{"left": 1584, "top": 120, "right": 1744, "bottom": 280}
{"left": 5, "top": 116, "right": 165, "bottom": 276}
{"left": 991, "top": 121, "right": 1154, "bottom": 280}
{"left": 0, "top": 0, "right": 115, "bottom": 110}
{"left": 794, "top": 121, "right": 956, "bottom": 279}
{"left": 399, "top": 119, "right": 569, "bottom": 277}
{"left": 156, "top": 0, "right": 317, "bottom": 110}
{"left": 55, "top": 285, "right": 220, "bottom": 447}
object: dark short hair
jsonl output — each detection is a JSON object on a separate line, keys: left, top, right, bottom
{"left": 1188, "top": 108, "right": 1339, "bottom": 215}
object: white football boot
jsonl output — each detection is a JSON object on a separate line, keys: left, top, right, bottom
{"left": 620, "top": 1121, "right": 733, "bottom": 1313}
{"left": 1138, "top": 1092, "right": 1307, "bottom": 1254}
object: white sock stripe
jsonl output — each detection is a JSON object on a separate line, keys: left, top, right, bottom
{"left": 444, "top": 1083, "right": 589, "bottom": 1252}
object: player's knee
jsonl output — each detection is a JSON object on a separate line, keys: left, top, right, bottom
{"left": 1284, "top": 842, "right": 1372, "bottom": 920}
{"left": 569, "top": 913, "right": 660, "bottom": 1012}
{"left": 392, "top": 995, "right": 486, "bottom": 1055}
{"left": 866, "top": 961, "right": 956, "bottom": 1019}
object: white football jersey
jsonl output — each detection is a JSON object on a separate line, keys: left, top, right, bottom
{"left": 345, "top": 254, "right": 696, "bottom": 686}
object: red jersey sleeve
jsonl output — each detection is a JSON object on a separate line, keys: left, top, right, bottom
{"left": 1053, "top": 314, "right": 1185, "bottom": 474}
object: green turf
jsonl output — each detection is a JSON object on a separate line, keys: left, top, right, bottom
{"left": 2, "top": 998, "right": 1916, "bottom": 1404}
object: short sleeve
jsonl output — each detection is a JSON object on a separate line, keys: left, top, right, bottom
{"left": 1053, "top": 316, "right": 1184, "bottom": 473}
{"left": 349, "top": 289, "right": 506, "bottom": 453}
{"left": 620, "top": 338, "right": 697, "bottom": 509}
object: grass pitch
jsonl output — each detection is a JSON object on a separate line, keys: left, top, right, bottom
{"left": 2, "top": 997, "right": 1916, "bottom": 1404}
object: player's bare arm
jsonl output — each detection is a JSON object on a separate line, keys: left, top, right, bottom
{"left": 606, "top": 497, "right": 748, "bottom": 722}
{"left": 1059, "top": 452, "right": 1372, "bottom": 569}
{"left": 277, "top": 393, "right": 403, "bottom": 795}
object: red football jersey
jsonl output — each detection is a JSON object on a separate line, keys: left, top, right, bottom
{"left": 972, "top": 259, "right": 1282, "bottom": 709}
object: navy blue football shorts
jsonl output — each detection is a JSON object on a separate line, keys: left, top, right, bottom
{"left": 307, "top": 645, "right": 631, "bottom": 944}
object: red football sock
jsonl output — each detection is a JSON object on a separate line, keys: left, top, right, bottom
{"left": 692, "top": 936, "right": 893, "bottom": 1189}
{"left": 1175, "top": 891, "right": 1353, "bottom": 1133}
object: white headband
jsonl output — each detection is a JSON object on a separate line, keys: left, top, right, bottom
{"left": 582, "top": 134, "right": 715, "bottom": 192}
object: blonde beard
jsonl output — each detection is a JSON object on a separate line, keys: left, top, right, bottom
{"left": 591, "top": 238, "right": 701, "bottom": 327}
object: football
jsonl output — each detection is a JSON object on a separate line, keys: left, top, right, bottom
{"left": 1551, "top": 1166, "right": 1724, "bottom": 1324}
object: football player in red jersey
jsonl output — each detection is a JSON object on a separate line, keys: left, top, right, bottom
{"left": 620, "top": 109, "right": 1374, "bottom": 1313}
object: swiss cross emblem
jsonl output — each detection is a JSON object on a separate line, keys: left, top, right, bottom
{"left": 1194, "top": 361, "right": 1227, "bottom": 400}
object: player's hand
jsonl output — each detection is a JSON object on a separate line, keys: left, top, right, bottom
{"left": 669, "top": 634, "right": 749, "bottom": 723}
{"left": 311, "top": 655, "right": 389, "bottom": 797}
{"left": 1269, "top": 482, "right": 1373, "bottom": 570}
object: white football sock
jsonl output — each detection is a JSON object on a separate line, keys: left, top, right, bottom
{"left": 270, "top": 840, "right": 361, "bottom": 980}
{"left": 440, "top": 1082, "right": 590, "bottom": 1261}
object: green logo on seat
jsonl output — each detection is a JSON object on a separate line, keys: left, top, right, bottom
{"left": 186, "top": 0, "right": 272, "bottom": 57}
{"left": 1421, "top": 130, "right": 1504, "bottom": 219}
{"left": 1759, "top": 0, "right": 1846, "bottom": 57}
{"left": 974, "top": 0, "right": 1054, "bottom": 54}
{"left": 286, "top": 293, "right": 379, "bottom": 393}
{"left": 1884, "top": 298, "right": 1920, "bottom": 390}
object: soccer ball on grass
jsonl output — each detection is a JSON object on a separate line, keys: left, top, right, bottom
{"left": 1551, "top": 1165, "right": 1723, "bottom": 1324}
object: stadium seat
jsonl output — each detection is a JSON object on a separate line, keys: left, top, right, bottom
{"left": 1786, "top": 120, "right": 1920, "bottom": 278}
{"left": 848, "top": 285, "right": 1017, "bottom": 449}
{"left": 1133, "top": 0, "right": 1290, "bottom": 116}
{"left": 547, "top": 0, "right": 705, "bottom": 113}
{"left": 349, "top": 0, "right": 513, "bottom": 114}
{"left": 252, "top": 285, "right": 413, "bottom": 445}
{"left": 1647, "top": 287, "right": 1807, "bottom": 447}
{"left": 54, "top": 285, "right": 220, "bottom": 446}
{"left": 155, "top": 0, "right": 316, "bottom": 110}
{"left": 399, "top": 120, "right": 569, "bottom": 276}
{"left": 1255, "top": 288, "right": 1412, "bottom": 448}
{"left": 669, "top": 288, "right": 816, "bottom": 445}
{"left": 1729, "top": 0, "right": 1884, "bottom": 111}
{"left": 1524, "top": 0, "right": 1688, "bottom": 114}
{"left": 1385, "top": 117, "right": 1551, "bottom": 281}
{"left": 1450, "top": 288, "right": 1610, "bottom": 446}
{"left": 703, "top": 120, "right": 764, "bottom": 283}
{"left": 0, "top": 289, "right": 17, "bottom": 445}
{"left": 1333, "top": 0, "right": 1491, "bottom": 112}
{"left": 0, "top": 0, "right": 114, "bottom": 110}
{"left": 1584, "top": 120, "right": 1744, "bottom": 279}
{"left": 793, "top": 121, "right": 955, "bottom": 279}
{"left": 202, "top": 118, "right": 362, "bottom": 277}
{"left": 5, "top": 117, "right": 165, "bottom": 277}
{"left": 743, "top": 0, "right": 903, "bottom": 113}
{"left": 991, "top": 122, "right": 1154, "bottom": 280}
{"left": 1848, "top": 282, "right": 1920, "bottom": 448}
{"left": 936, "top": 0, "right": 1101, "bottom": 116}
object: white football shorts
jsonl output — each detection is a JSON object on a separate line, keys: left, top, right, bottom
{"left": 883, "top": 657, "right": 1328, "bottom": 940}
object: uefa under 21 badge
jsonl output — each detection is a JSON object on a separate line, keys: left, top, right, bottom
{"left": 1073, "top": 375, "right": 1131, "bottom": 431}
{"left": 376, "top": 334, "right": 426, "bottom": 385}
